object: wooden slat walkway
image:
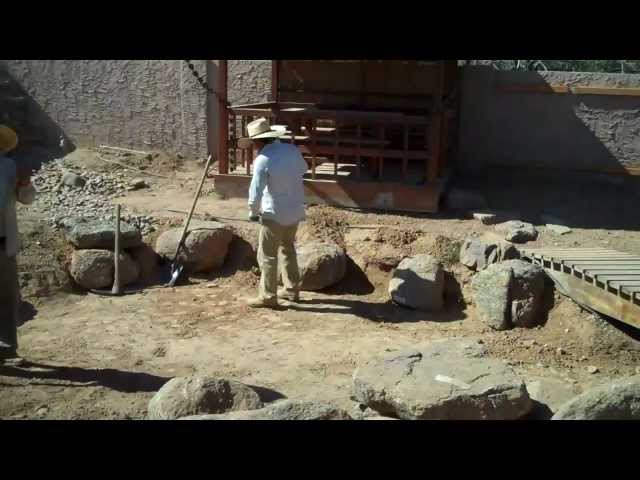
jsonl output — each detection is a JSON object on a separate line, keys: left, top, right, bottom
{"left": 520, "top": 247, "right": 640, "bottom": 328}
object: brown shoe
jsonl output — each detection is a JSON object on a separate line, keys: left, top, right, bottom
{"left": 278, "top": 289, "right": 300, "bottom": 303}
{"left": 247, "top": 297, "right": 279, "bottom": 309}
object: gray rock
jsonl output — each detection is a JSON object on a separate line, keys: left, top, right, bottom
{"left": 69, "top": 249, "right": 139, "bottom": 290}
{"left": 148, "top": 377, "right": 263, "bottom": 420}
{"left": 352, "top": 339, "right": 532, "bottom": 420}
{"left": 179, "top": 400, "right": 351, "bottom": 420}
{"left": 66, "top": 220, "right": 143, "bottom": 249}
{"left": 459, "top": 236, "right": 520, "bottom": 271}
{"left": 472, "top": 260, "right": 547, "bottom": 330}
{"left": 155, "top": 222, "right": 233, "bottom": 274}
{"left": 546, "top": 224, "right": 572, "bottom": 235}
{"left": 129, "top": 178, "right": 149, "bottom": 190}
{"left": 389, "top": 254, "right": 444, "bottom": 311}
{"left": 62, "top": 171, "right": 86, "bottom": 188}
{"left": 552, "top": 376, "right": 640, "bottom": 420}
{"left": 504, "top": 259, "right": 547, "bottom": 328}
{"left": 472, "top": 211, "right": 498, "bottom": 225}
{"left": 524, "top": 376, "right": 579, "bottom": 413}
{"left": 296, "top": 241, "right": 346, "bottom": 291}
{"left": 495, "top": 220, "right": 539, "bottom": 243}
{"left": 472, "top": 264, "right": 512, "bottom": 330}
{"left": 445, "top": 187, "right": 487, "bottom": 211}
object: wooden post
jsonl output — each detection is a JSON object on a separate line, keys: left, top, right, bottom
{"left": 426, "top": 61, "right": 445, "bottom": 184}
{"left": 334, "top": 121, "right": 340, "bottom": 178}
{"left": 402, "top": 124, "right": 408, "bottom": 181}
{"left": 205, "top": 60, "right": 217, "bottom": 161}
{"left": 378, "top": 125, "right": 385, "bottom": 179}
{"left": 356, "top": 124, "right": 361, "bottom": 178}
{"left": 427, "top": 113, "right": 441, "bottom": 183}
{"left": 217, "top": 60, "right": 229, "bottom": 174}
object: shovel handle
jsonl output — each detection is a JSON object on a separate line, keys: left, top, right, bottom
{"left": 172, "top": 154, "right": 214, "bottom": 263}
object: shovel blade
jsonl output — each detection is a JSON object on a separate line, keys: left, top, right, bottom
{"left": 167, "top": 263, "right": 184, "bottom": 287}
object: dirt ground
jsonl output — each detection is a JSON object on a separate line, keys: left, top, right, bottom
{"left": 2, "top": 148, "right": 640, "bottom": 420}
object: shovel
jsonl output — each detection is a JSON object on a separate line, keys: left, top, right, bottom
{"left": 166, "top": 154, "right": 214, "bottom": 287}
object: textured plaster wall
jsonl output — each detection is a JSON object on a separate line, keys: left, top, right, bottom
{"left": 458, "top": 67, "right": 640, "bottom": 174}
{"left": 1, "top": 60, "right": 272, "bottom": 158}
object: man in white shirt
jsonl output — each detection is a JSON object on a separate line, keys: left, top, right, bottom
{"left": 243, "top": 118, "right": 308, "bottom": 308}
{"left": 0, "top": 126, "right": 37, "bottom": 365}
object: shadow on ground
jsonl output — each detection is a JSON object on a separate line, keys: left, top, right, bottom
{"left": 0, "top": 361, "right": 170, "bottom": 393}
{"left": 17, "top": 300, "right": 37, "bottom": 326}
{"left": 288, "top": 297, "right": 467, "bottom": 323}
{"left": 248, "top": 385, "right": 287, "bottom": 403}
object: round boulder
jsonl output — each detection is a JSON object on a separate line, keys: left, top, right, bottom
{"left": 147, "top": 377, "right": 263, "bottom": 420}
{"left": 459, "top": 234, "right": 520, "bottom": 272}
{"left": 69, "top": 249, "right": 140, "bottom": 290}
{"left": 495, "top": 220, "right": 538, "bottom": 244}
{"left": 389, "top": 254, "right": 444, "bottom": 311}
{"left": 352, "top": 339, "right": 532, "bottom": 420}
{"left": 472, "top": 259, "right": 547, "bottom": 330}
{"left": 65, "top": 219, "right": 143, "bottom": 250}
{"left": 552, "top": 376, "right": 640, "bottom": 420}
{"left": 155, "top": 221, "right": 233, "bottom": 274}
{"left": 296, "top": 241, "right": 346, "bottom": 291}
{"left": 179, "top": 400, "right": 352, "bottom": 420}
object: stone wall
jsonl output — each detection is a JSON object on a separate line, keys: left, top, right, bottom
{"left": 0, "top": 60, "right": 272, "bottom": 160}
{"left": 4, "top": 61, "right": 640, "bottom": 177}
{"left": 458, "top": 67, "right": 640, "bottom": 175}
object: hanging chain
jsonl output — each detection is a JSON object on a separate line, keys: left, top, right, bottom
{"left": 184, "top": 60, "right": 215, "bottom": 95}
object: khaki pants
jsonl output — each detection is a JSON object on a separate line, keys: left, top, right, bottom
{"left": 0, "top": 246, "right": 19, "bottom": 356}
{"left": 257, "top": 219, "right": 300, "bottom": 301}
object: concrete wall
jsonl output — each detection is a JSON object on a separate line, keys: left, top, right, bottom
{"left": 458, "top": 67, "right": 640, "bottom": 175}
{"left": 0, "top": 60, "right": 272, "bottom": 159}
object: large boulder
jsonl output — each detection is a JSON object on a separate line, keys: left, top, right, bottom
{"left": 179, "top": 400, "right": 352, "bottom": 420}
{"left": 524, "top": 376, "right": 579, "bottom": 414}
{"left": 552, "top": 376, "right": 640, "bottom": 420}
{"left": 295, "top": 241, "right": 346, "bottom": 291}
{"left": 495, "top": 220, "right": 538, "bottom": 244}
{"left": 147, "top": 377, "right": 263, "bottom": 420}
{"left": 352, "top": 339, "right": 532, "bottom": 420}
{"left": 69, "top": 249, "right": 139, "bottom": 290}
{"left": 389, "top": 254, "right": 444, "bottom": 310}
{"left": 459, "top": 236, "right": 519, "bottom": 271}
{"left": 472, "top": 259, "right": 547, "bottom": 330}
{"left": 155, "top": 221, "right": 233, "bottom": 274}
{"left": 65, "top": 219, "right": 143, "bottom": 250}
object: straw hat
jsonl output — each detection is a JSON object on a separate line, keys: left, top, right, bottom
{"left": 247, "top": 117, "right": 286, "bottom": 140}
{"left": 0, "top": 125, "right": 18, "bottom": 154}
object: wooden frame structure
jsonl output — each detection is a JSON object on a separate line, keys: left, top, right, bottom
{"left": 211, "top": 60, "right": 459, "bottom": 213}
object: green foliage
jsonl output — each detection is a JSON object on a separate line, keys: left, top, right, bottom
{"left": 470, "top": 60, "right": 640, "bottom": 73}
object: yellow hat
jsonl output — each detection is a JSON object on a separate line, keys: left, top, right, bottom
{"left": 0, "top": 125, "right": 18, "bottom": 154}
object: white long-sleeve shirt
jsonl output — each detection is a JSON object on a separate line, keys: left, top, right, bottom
{"left": 248, "top": 140, "right": 308, "bottom": 226}
{"left": 0, "top": 155, "right": 37, "bottom": 257}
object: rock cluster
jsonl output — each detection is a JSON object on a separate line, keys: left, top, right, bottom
{"left": 31, "top": 159, "right": 157, "bottom": 236}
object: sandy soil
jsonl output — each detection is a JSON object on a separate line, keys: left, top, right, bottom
{"left": 2, "top": 148, "right": 639, "bottom": 420}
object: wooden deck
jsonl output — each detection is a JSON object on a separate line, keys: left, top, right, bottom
{"left": 520, "top": 248, "right": 640, "bottom": 329}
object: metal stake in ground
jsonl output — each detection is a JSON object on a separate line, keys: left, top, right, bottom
{"left": 167, "top": 154, "right": 214, "bottom": 287}
{"left": 111, "top": 204, "right": 122, "bottom": 295}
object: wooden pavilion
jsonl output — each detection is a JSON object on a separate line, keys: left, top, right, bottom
{"left": 210, "top": 60, "right": 459, "bottom": 212}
